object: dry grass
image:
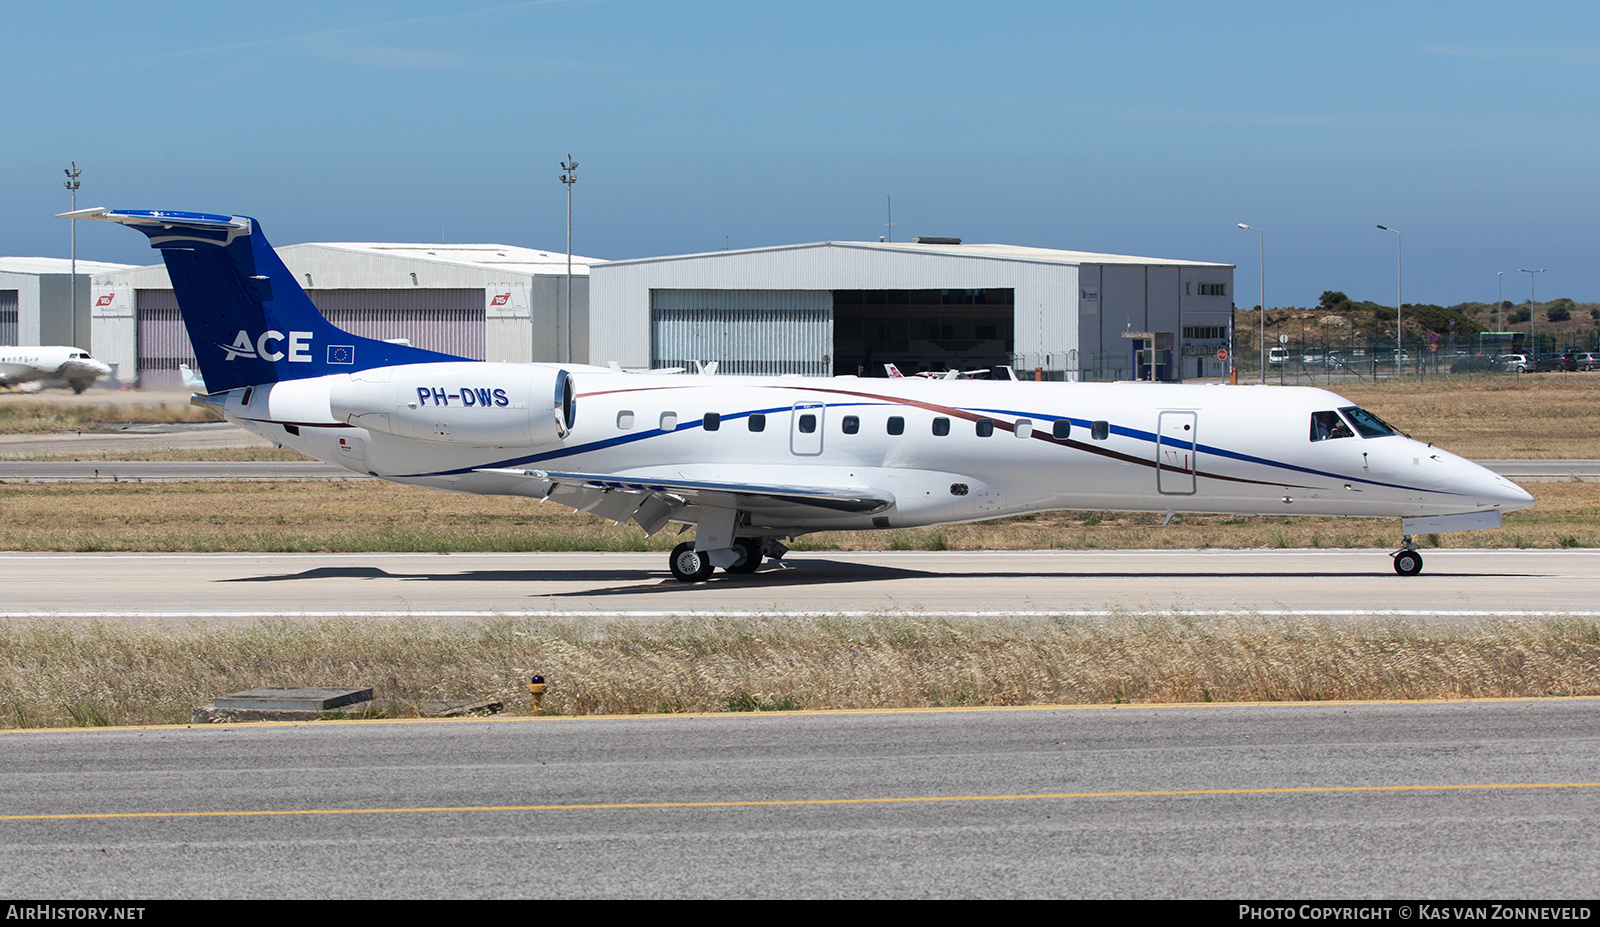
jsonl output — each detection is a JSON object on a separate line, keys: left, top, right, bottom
{"left": 1, "top": 446, "right": 311, "bottom": 462}
{"left": 0, "top": 399, "right": 221, "bottom": 433}
{"left": 0, "top": 478, "right": 1591, "bottom": 552}
{"left": 3, "top": 614, "right": 1595, "bottom": 728}
{"left": 1332, "top": 373, "right": 1600, "bottom": 458}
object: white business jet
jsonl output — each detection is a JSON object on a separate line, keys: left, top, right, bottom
{"left": 66, "top": 207, "right": 1533, "bottom": 581}
{"left": 0, "top": 346, "right": 111, "bottom": 393}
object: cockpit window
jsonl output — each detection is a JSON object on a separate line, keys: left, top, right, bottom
{"left": 1339, "top": 406, "right": 1400, "bottom": 438}
{"left": 1310, "top": 410, "right": 1354, "bottom": 442}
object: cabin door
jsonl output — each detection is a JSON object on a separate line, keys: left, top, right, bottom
{"left": 790, "top": 402, "right": 824, "bottom": 456}
{"left": 1156, "top": 411, "right": 1197, "bottom": 495}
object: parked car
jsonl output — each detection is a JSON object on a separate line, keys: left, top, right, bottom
{"left": 1268, "top": 346, "right": 1289, "bottom": 367}
{"left": 1573, "top": 351, "right": 1600, "bottom": 371}
{"left": 1499, "top": 353, "right": 1530, "bottom": 373}
{"left": 1449, "top": 354, "right": 1498, "bottom": 373}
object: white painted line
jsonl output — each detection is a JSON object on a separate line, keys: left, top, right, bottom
{"left": 7, "top": 610, "right": 1600, "bottom": 619}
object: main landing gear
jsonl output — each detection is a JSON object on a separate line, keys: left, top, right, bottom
{"left": 1392, "top": 535, "right": 1423, "bottom": 576}
{"left": 668, "top": 537, "right": 769, "bottom": 583}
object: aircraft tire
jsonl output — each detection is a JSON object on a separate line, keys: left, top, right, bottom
{"left": 1393, "top": 549, "right": 1423, "bottom": 576}
{"left": 724, "top": 537, "right": 764, "bottom": 574}
{"left": 71, "top": 380, "right": 89, "bottom": 394}
{"left": 669, "top": 542, "right": 714, "bottom": 583}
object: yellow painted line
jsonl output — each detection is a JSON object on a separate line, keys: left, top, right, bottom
{"left": 4, "top": 694, "right": 1600, "bottom": 735}
{"left": 5, "top": 781, "right": 1598, "bottom": 823}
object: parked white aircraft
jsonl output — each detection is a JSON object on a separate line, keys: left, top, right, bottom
{"left": 179, "top": 363, "right": 206, "bottom": 392}
{"left": 0, "top": 346, "right": 111, "bottom": 393}
{"left": 67, "top": 207, "right": 1533, "bottom": 580}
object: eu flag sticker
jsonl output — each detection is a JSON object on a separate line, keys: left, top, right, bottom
{"left": 327, "top": 344, "right": 355, "bottom": 365}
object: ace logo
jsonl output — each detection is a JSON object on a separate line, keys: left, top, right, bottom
{"left": 220, "top": 329, "right": 314, "bottom": 362}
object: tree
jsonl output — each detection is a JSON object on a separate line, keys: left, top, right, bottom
{"left": 1318, "top": 291, "right": 1351, "bottom": 311}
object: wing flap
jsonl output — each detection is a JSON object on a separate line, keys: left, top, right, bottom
{"left": 477, "top": 467, "right": 894, "bottom": 515}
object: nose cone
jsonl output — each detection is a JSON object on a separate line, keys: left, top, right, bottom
{"left": 1479, "top": 465, "right": 1535, "bottom": 512}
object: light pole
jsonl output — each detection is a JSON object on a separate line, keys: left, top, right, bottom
{"left": 1376, "top": 225, "right": 1402, "bottom": 373}
{"left": 560, "top": 155, "right": 578, "bottom": 364}
{"left": 63, "top": 162, "right": 81, "bottom": 347}
{"left": 1237, "top": 223, "right": 1265, "bottom": 382}
{"left": 1497, "top": 271, "right": 1504, "bottom": 333}
{"left": 1520, "top": 268, "right": 1545, "bottom": 359}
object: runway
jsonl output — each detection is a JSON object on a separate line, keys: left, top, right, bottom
{"left": 3, "top": 549, "right": 1598, "bottom": 622}
{"left": 2, "top": 699, "right": 1595, "bottom": 898}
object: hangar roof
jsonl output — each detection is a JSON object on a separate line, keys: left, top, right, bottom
{"left": 0, "top": 257, "right": 137, "bottom": 276}
{"left": 298, "top": 242, "right": 602, "bottom": 276}
{"left": 601, "top": 239, "right": 1231, "bottom": 269}
{"left": 91, "top": 242, "right": 602, "bottom": 288}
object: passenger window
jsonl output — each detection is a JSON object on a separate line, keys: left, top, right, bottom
{"left": 842, "top": 415, "right": 859, "bottom": 434}
{"left": 1052, "top": 420, "right": 1071, "bottom": 440}
{"left": 1310, "top": 410, "right": 1353, "bottom": 442}
{"left": 616, "top": 410, "right": 634, "bottom": 430}
{"left": 1014, "top": 418, "right": 1032, "bottom": 438}
{"left": 975, "top": 418, "right": 994, "bottom": 437}
{"left": 798, "top": 413, "right": 817, "bottom": 434}
{"left": 702, "top": 412, "right": 720, "bottom": 431}
{"left": 887, "top": 416, "right": 905, "bottom": 435}
{"left": 1091, "top": 421, "right": 1109, "bottom": 441}
{"left": 748, "top": 413, "right": 766, "bottom": 432}
{"left": 660, "top": 412, "right": 678, "bottom": 432}
{"left": 933, "top": 417, "right": 950, "bottom": 436}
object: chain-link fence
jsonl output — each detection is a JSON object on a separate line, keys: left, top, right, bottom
{"left": 1228, "top": 331, "right": 1600, "bottom": 384}
{"left": 1007, "top": 330, "right": 1600, "bottom": 383}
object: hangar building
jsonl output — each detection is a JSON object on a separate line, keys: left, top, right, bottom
{"left": 588, "top": 239, "right": 1236, "bottom": 381}
{"left": 90, "top": 242, "right": 600, "bottom": 388}
{"left": 1, "top": 257, "right": 136, "bottom": 349}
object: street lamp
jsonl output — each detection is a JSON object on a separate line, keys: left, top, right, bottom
{"left": 1520, "top": 268, "right": 1545, "bottom": 359}
{"left": 560, "top": 155, "right": 578, "bottom": 364}
{"left": 1497, "top": 271, "right": 1504, "bottom": 333}
{"left": 1237, "top": 223, "right": 1265, "bottom": 383}
{"left": 1376, "top": 225, "right": 1402, "bottom": 374}
{"left": 63, "top": 162, "right": 81, "bottom": 346}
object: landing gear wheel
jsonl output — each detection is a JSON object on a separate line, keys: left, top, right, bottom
{"left": 1393, "top": 549, "right": 1423, "bottom": 576}
{"left": 724, "top": 537, "right": 763, "bottom": 574}
{"left": 669, "top": 542, "right": 714, "bottom": 583}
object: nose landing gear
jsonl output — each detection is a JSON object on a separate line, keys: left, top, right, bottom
{"left": 1392, "top": 535, "right": 1423, "bottom": 576}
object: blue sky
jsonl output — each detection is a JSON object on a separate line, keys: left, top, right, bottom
{"left": 4, "top": 0, "right": 1597, "bottom": 307}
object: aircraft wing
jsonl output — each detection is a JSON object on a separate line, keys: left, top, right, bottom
{"left": 475, "top": 467, "right": 894, "bottom": 535}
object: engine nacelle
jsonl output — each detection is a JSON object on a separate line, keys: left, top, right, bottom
{"left": 329, "top": 362, "right": 575, "bottom": 448}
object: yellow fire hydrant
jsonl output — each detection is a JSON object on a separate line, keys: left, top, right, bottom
{"left": 528, "top": 675, "right": 548, "bottom": 711}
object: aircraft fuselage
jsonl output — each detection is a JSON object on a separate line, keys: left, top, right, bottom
{"left": 216, "top": 368, "right": 1531, "bottom": 537}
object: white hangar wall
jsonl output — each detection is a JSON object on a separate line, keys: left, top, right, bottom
{"left": 590, "top": 241, "right": 1234, "bottom": 381}
{"left": 0, "top": 258, "right": 135, "bottom": 357}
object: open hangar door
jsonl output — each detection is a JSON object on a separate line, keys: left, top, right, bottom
{"left": 832, "top": 288, "right": 1014, "bottom": 377}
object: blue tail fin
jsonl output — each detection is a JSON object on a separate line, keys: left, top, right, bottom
{"left": 64, "top": 208, "right": 468, "bottom": 393}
